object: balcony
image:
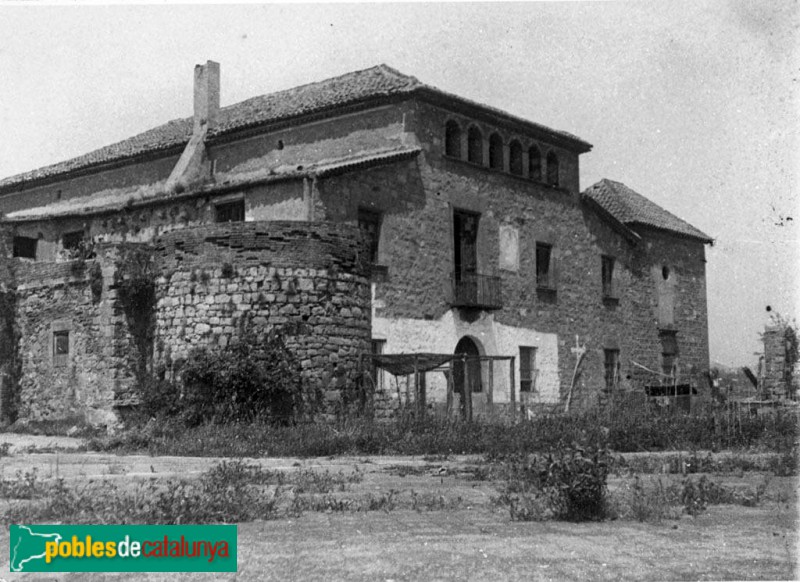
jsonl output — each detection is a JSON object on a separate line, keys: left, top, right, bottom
{"left": 451, "top": 272, "right": 502, "bottom": 310}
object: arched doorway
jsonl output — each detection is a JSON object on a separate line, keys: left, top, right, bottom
{"left": 453, "top": 336, "right": 482, "bottom": 418}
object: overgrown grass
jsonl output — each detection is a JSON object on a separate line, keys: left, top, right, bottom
{"left": 87, "top": 404, "right": 799, "bottom": 459}
{"left": 612, "top": 448, "right": 798, "bottom": 477}
{"left": 5, "top": 415, "right": 103, "bottom": 438}
{"left": 1, "top": 460, "right": 282, "bottom": 524}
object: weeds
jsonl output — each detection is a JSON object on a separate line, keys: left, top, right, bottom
{"left": 494, "top": 444, "right": 611, "bottom": 522}
{"left": 1, "top": 461, "right": 281, "bottom": 525}
{"left": 88, "top": 401, "right": 798, "bottom": 459}
{"left": 680, "top": 475, "right": 770, "bottom": 515}
{"left": 0, "top": 469, "right": 41, "bottom": 499}
{"left": 410, "top": 490, "right": 464, "bottom": 511}
{"left": 611, "top": 476, "right": 681, "bottom": 522}
{"left": 290, "top": 489, "right": 399, "bottom": 514}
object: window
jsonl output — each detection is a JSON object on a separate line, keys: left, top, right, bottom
{"left": 546, "top": 151, "right": 560, "bottom": 186}
{"left": 215, "top": 200, "right": 245, "bottom": 223}
{"left": 12, "top": 236, "right": 37, "bottom": 259}
{"left": 467, "top": 127, "right": 483, "bottom": 165}
{"left": 601, "top": 255, "right": 616, "bottom": 298}
{"left": 453, "top": 210, "right": 479, "bottom": 281}
{"left": 604, "top": 349, "right": 620, "bottom": 390}
{"left": 536, "top": 242, "right": 554, "bottom": 289}
{"left": 53, "top": 331, "right": 69, "bottom": 367}
{"left": 358, "top": 208, "right": 382, "bottom": 264}
{"left": 62, "top": 231, "right": 84, "bottom": 251}
{"left": 519, "top": 346, "right": 538, "bottom": 392}
{"left": 529, "top": 146, "right": 542, "bottom": 181}
{"left": 489, "top": 133, "right": 504, "bottom": 170}
{"left": 370, "top": 339, "right": 386, "bottom": 391}
{"left": 445, "top": 120, "right": 462, "bottom": 158}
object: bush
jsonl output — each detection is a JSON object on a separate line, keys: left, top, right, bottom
{"left": 496, "top": 444, "right": 611, "bottom": 522}
{"left": 170, "top": 330, "right": 312, "bottom": 426}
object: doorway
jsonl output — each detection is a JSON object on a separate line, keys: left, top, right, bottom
{"left": 453, "top": 336, "right": 483, "bottom": 411}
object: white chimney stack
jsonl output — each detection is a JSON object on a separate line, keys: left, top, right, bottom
{"left": 193, "top": 60, "right": 220, "bottom": 132}
{"left": 166, "top": 61, "right": 220, "bottom": 192}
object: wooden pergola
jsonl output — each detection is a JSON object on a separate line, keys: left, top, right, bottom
{"left": 361, "top": 352, "right": 516, "bottom": 421}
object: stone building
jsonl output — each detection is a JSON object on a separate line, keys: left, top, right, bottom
{"left": 0, "top": 62, "right": 712, "bottom": 426}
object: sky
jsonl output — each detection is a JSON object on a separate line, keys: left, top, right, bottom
{"left": 0, "top": 1, "right": 797, "bottom": 367}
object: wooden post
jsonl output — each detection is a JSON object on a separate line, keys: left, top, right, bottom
{"left": 420, "top": 372, "right": 427, "bottom": 418}
{"left": 509, "top": 355, "right": 516, "bottom": 421}
{"left": 464, "top": 355, "right": 473, "bottom": 421}
{"left": 446, "top": 359, "right": 454, "bottom": 417}
{"left": 413, "top": 356, "right": 422, "bottom": 417}
{"left": 488, "top": 358, "right": 494, "bottom": 414}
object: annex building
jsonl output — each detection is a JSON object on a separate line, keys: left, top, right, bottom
{"left": 0, "top": 62, "right": 712, "bottom": 427}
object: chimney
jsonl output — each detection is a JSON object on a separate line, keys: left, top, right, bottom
{"left": 166, "top": 61, "right": 220, "bottom": 192}
{"left": 193, "top": 60, "right": 220, "bottom": 132}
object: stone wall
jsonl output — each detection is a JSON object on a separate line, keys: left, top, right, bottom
{"left": 317, "top": 109, "right": 710, "bottom": 410}
{"left": 763, "top": 323, "right": 798, "bottom": 400}
{"left": 7, "top": 248, "right": 134, "bottom": 427}
{"left": 153, "top": 221, "right": 372, "bottom": 413}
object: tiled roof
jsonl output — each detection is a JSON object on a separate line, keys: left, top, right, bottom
{"left": 583, "top": 179, "right": 712, "bottom": 243}
{"left": 0, "top": 64, "right": 590, "bottom": 191}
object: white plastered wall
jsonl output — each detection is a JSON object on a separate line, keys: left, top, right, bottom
{"left": 372, "top": 286, "right": 560, "bottom": 405}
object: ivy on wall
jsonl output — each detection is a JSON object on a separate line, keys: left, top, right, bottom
{"left": 113, "top": 246, "right": 158, "bottom": 392}
{"left": 0, "top": 289, "right": 20, "bottom": 423}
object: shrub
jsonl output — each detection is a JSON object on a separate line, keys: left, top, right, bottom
{"left": 496, "top": 444, "right": 611, "bottom": 522}
{"left": 176, "top": 329, "right": 311, "bottom": 426}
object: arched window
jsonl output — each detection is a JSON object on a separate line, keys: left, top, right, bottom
{"left": 546, "top": 151, "right": 560, "bottom": 186}
{"left": 509, "top": 140, "right": 523, "bottom": 175}
{"left": 489, "top": 133, "right": 504, "bottom": 170}
{"left": 529, "top": 146, "right": 542, "bottom": 181}
{"left": 467, "top": 127, "right": 483, "bottom": 165}
{"left": 445, "top": 120, "right": 462, "bottom": 158}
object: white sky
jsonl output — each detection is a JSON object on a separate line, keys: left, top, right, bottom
{"left": 0, "top": 1, "right": 797, "bottom": 367}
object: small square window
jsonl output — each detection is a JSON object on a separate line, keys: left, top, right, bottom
{"left": 62, "top": 231, "right": 84, "bottom": 251}
{"left": 215, "top": 200, "right": 245, "bottom": 223}
{"left": 12, "top": 236, "right": 37, "bottom": 259}
{"left": 53, "top": 331, "right": 69, "bottom": 367}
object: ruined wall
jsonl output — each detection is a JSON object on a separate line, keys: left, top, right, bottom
{"left": 8, "top": 248, "right": 135, "bottom": 427}
{"left": 153, "top": 221, "right": 372, "bottom": 413}
{"left": 763, "top": 323, "right": 797, "bottom": 400}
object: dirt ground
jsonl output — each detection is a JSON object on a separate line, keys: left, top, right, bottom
{"left": 0, "top": 436, "right": 797, "bottom": 581}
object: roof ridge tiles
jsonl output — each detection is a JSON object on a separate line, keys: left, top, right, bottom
{"left": 583, "top": 178, "right": 712, "bottom": 243}
{"left": 0, "top": 64, "right": 583, "bottom": 191}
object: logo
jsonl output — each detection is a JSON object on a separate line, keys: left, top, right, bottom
{"left": 10, "top": 525, "right": 237, "bottom": 573}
